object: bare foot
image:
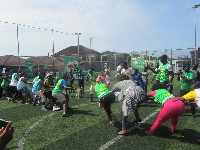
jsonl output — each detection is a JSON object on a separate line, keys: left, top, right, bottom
{"left": 169, "top": 128, "right": 174, "bottom": 134}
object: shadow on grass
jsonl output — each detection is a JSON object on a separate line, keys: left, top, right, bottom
{"left": 128, "top": 123, "right": 200, "bottom": 145}
{"left": 71, "top": 109, "right": 99, "bottom": 117}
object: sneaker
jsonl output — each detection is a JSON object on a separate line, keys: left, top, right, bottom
{"left": 99, "top": 103, "right": 102, "bottom": 108}
{"left": 133, "top": 118, "right": 142, "bottom": 123}
{"left": 53, "top": 106, "right": 60, "bottom": 111}
{"left": 41, "top": 107, "right": 47, "bottom": 111}
{"left": 8, "top": 98, "right": 12, "bottom": 101}
{"left": 192, "top": 114, "right": 196, "bottom": 118}
{"left": 37, "top": 103, "right": 40, "bottom": 106}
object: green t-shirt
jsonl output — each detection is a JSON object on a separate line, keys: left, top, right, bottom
{"left": 95, "top": 82, "right": 112, "bottom": 100}
{"left": 159, "top": 63, "right": 170, "bottom": 82}
{"left": 1, "top": 75, "right": 10, "bottom": 86}
{"left": 155, "top": 68, "right": 160, "bottom": 81}
{"left": 154, "top": 89, "right": 175, "bottom": 106}
{"left": 74, "top": 67, "right": 79, "bottom": 74}
{"left": 89, "top": 71, "right": 98, "bottom": 86}
{"left": 180, "top": 71, "right": 194, "bottom": 91}
{"left": 52, "top": 79, "right": 64, "bottom": 93}
{"left": 41, "top": 78, "right": 51, "bottom": 91}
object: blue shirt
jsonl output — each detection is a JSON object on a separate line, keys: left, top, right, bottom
{"left": 135, "top": 74, "right": 144, "bottom": 90}
{"left": 32, "top": 79, "right": 42, "bottom": 91}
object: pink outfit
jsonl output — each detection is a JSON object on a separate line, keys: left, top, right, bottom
{"left": 150, "top": 98, "right": 185, "bottom": 134}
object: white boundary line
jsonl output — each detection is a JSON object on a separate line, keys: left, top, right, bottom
{"left": 98, "top": 108, "right": 161, "bottom": 150}
{"left": 16, "top": 102, "right": 98, "bottom": 150}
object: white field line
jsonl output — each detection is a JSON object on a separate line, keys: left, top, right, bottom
{"left": 16, "top": 102, "right": 98, "bottom": 150}
{"left": 98, "top": 108, "right": 161, "bottom": 150}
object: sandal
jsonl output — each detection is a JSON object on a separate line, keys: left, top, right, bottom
{"left": 133, "top": 118, "right": 142, "bottom": 123}
{"left": 118, "top": 130, "right": 127, "bottom": 135}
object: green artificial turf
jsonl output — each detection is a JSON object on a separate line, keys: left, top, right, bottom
{"left": 1, "top": 73, "right": 200, "bottom": 150}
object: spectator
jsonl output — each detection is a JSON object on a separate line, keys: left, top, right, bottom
{"left": 121, "top": 62, "right": 135, "bottom": 81}
{"left": 150, "top": 62, "right": 160, "bottom": 84}
{"left": 192, "top": 64, "right": 200, "bottom": 83}
{"left": 148, "top": 55, "right": 174, "bottom": 93}
{"left": 141, "top": 67, "right": 149, "bottom": 93}
{"left": 134, "top": 69, "right": 144, "bottom": 90}
{"left": 177, "top": 64, "right": 195, "bottom": 118}
{"left": 77, "top": 69, "right": 84, "bottom": 97}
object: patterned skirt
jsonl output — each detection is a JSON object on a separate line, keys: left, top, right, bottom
{"left": 122, "top": 85, "right": 146, "bottom": 116}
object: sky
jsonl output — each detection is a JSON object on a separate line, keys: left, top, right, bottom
{"left": 0, "top": 0, "right": 200, "bottom": 58}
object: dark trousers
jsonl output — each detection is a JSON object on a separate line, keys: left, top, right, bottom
{"left": 0, "top": 86, "right": 3, "bottom": 98}
{"left": 180, "top": 89, "right": 195, "bottom": 115}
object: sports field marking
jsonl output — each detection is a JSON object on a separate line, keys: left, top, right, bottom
{"left": 98, "top": 108, "right": 161, "bottom": 150}
{"left": 16, "top": 102, "right": 98, "bottom": 150}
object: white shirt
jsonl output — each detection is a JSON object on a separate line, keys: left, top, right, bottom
{"left": 116, "top": 65, "right": 122, "bottom": 72}
{"left": 9, "top": 73, "right": 18, "bottom": 86}
{"left": 158, "top": 64, "right": 173, "bottom": 71}
{"left": 105, "top": 75, "right": 110, "bottom": 83}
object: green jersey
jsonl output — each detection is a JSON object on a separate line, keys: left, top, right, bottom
{"left": 95, "top": 82, "right": 112, "bottom": 100}
{"left": 158, "top": 63, "right": 171, "bottom": 82}
{"left": 89, "top": 71, "right": 98, "bottom": 86}
{"left": 41, "top": 78, "right": 51, "bottom": 91}
{"left": 155, "top": 68, "right": 160, "bottom": 81}
{"left": 180, "top": 71, "right": 194, "bottom": 91}
{"left": 154, "top": 89, "right": 175, "bottom": 106}
{"left": 52, "top": 79, "right": 64, "bottom": 93}
{"left": 1, "top": 75, "right": 9, "bottom": 86}
{"left": 74, "top": 66, "right": 79, "bottom": 74}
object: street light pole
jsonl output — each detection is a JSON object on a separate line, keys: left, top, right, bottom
{"left": 52, "top": 29, "right": 55, "bottom": 71}
{"left": 89, "top": 37, "right": 93, "bottom": 68}
{"left": 75, "top": 33, "right": 81, "bottom": 60}
{"left": 192, "top": 4, "right": 200, "bottom": 64}
{"left": 17, "top": 24, "right": 20, "bottom": 71}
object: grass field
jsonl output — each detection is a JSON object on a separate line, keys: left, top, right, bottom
{"left": 1, "top": 73, "right": 200, "bottom": 150}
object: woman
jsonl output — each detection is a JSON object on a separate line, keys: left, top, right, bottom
{"left": 17, "top": 72, "right": 33, "bottom": 104}
{"left": 178, "top": 82, "right": 200, "bottom": 143}
{"left": 177, "top": 64, "right": 195, "bottom": 118}
{"left": 111, "top": 76, "right": 146, "bottom": 135}
{"left": 146, "top": 83, "right": 185, "bottom": 135}
{"left": 94, "top": 76, "right": 116, "bottom": 126}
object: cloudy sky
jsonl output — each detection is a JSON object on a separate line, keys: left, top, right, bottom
{"left": 0, "top": 0, "right": 200, "bottom": 58}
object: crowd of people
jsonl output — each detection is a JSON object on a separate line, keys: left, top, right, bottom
{"left": 1, "top": 54, "right": 200, "bottom": 148}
